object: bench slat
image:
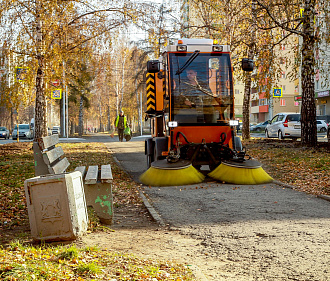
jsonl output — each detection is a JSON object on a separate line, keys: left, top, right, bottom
{"left": 74, "top": 166, "right": 87, "bottom": 178}
{"left": 38, "top": 134, "right": 59, "bottom": 150}
{"left": 85, "top": 165, "right": 98, "bottom": 184}
{"left": 101, "top": 164, "right": 113, "bottom": 183}
{"left": 43, "top": 146, "right": 65, "bottom": 165}
{"left": 49, "top": 157, "right": 70, "bottom": 174}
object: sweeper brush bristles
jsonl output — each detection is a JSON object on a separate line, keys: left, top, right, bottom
{"left": 139, "top": 164, "right": 205, "bottom": 187}
{"left": 208, "top": 162, "right": 273, "bottom": 185}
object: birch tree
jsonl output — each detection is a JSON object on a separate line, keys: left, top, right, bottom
{"left": 252, "top": 0, "right": 330, "bottom": 146}
{"left": 0, "top": 0, "right": 152, "bottom": 140}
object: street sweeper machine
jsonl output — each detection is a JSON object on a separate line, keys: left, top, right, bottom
{"left": 139, "top": 38, "right": 273, "bottom": 186}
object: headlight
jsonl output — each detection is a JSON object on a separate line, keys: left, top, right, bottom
{"left": 176, "top": 45, "right": 187, "bottom": 52}
{"left": 229, "top": 120, "right": 239, "bottom": 126}
{"left": 168, "top": 121, "right": 178, "bottom": 128}
{"left": 212, "top": 45, "right": 223, "bottom": 52}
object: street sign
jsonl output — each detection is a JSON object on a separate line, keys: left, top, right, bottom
{"left": 51, "top": 89, "right": 62, "bottom": 99}
{"left": 51, "top": 79, "right": 61, "bottom": 87}
{"left": 16, "top": 67, "right": 29, "bottom": 81}
{"left": 273, "top": 88, "right": 282, "bottom": 97}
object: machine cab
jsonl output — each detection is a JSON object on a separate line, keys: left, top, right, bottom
{"left": 167, "top": 43, "right": 234, "bottom": 125}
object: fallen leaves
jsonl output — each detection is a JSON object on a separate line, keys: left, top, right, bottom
{"left": 0, "top": 143, "right": 195, "bottom": 280}
{"left": 245, "top": 139, "right": 330, "bottom": 195}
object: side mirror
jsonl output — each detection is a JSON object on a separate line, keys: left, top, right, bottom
{"left": 147, "top": 60, "right": 160, "bottom": 73}
{"left": 242, "top": 58, "right": 254, "bottom": 72}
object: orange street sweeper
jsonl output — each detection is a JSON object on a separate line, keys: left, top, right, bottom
{"left": 140, "top": 38, "right": 273, "bottom": 186}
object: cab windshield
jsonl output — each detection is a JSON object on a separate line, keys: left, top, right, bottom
{"left": 169, "top": 53, "right": 233, "bottom": 124}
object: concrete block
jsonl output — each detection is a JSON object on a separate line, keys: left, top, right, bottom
{"left": 24, "top": 171, "right": 88, "bottom": 242}
{"left": 84, "top": 182, "right": 113, "bottom": 225}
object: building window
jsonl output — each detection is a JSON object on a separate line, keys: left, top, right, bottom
{"left": 280, "top": 99, "right": 286, "bottom": 106}
{"left": 280, "top": 57, "right": 286, "bottom": 64}
{"left": 281, "top": 72, "right": 286, "bottom": 79}
{"left": 282, "top": 85, "right": 286, "bottom": 91}
{"left": 259, "top": 99, "right": 268, "bottom": 106}
{"left": 235, "top": 89, "right": 240, "bottom": 95}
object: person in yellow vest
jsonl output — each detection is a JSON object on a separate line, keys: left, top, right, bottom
{"left": 114, "top": 110, "right": 127, "bottom": 142}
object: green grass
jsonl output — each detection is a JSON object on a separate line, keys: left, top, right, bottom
{"left": 0, "top": 243, "right": 194, "bottom": 280}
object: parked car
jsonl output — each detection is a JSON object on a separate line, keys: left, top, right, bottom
{"left": 250, "top": 120, "right": 270, "bottom": 132}
{"left": 265, "top": 113, "right": 301, "bottom": 140}
{"left": 316, "top": 120, "right": 328, "bottom": 132}
{"left": 12, "top": 124, "right": 33, "bottom": 140}
{"left": 316, "top": 115, "right": 330, "bottom": 127}
{"left": 52, "top": 126, "right": 60, "bottom": 135}
{"left": 0, "top": 126, "right": 10, "bottom": 139}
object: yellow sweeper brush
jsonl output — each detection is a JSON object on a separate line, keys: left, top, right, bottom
{"left": 208, "top": 159, "right": 273, "bottom": 185}
{"left": 139, "top": 159, "right": 205, "bottom": 187}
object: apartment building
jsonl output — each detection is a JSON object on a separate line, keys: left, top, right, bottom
{"left": 180, "top": 1, "right": 329, "bottom": 124}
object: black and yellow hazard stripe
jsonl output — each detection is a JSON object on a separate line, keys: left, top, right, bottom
{"left": 146, "top": 72, "right": 156, "bottom": 113}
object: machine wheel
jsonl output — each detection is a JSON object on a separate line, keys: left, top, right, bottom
{"left": 145, "top": 138, "right": 155, "bottom": 168}
{"left": 265, "top": 130, "right": 270, "bottom": 138}
{"left": 147, "top": 154, "right": 154, "bottom": 168}
{"left": 278, "top": 130, "right": 284, "bottom": 140}
{"left": 233, "top": 136, "right": 243, "bottom": 152}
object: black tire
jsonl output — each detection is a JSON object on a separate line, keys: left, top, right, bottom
{"left": 265, "top": 130, "right": 270, "bottom": 138}
{"left": 233, "top": 136, "right": 243, "bottom": 152}
{"left": 320, "top": 127, "right": 326, "bottom": 133}
{"left": 147, "top": 154, "right": 154, "bottom": 168}
{"left": 145, "top": 138, "right": 154, "bottom": 168}
{"left": 278, "top": 130, "right": 284, "bottom": 140}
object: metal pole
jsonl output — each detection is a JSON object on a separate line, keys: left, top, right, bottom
{"left": 140, "top": 90, "right": 143, "bottom": 136}
{"left": 66, "top": 83, "right": 68, "bottom": 138}
{"left": 62, "top": 60, "right": 67, "bottom": 138}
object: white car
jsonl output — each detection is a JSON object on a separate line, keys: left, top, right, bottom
{"left": 12, "top": 124, "right": 33, "bottom": 140}
{"left": 265, "top": 113, "right": 301, "bottom": 140}
{"left": 316, "top": 120, "right": 328, "bottom": 132}
{"left": 0, "top": 126, "right": 10, "bottom": 139}
{"left": 52, "top": 126, "right": 60, "bottom": 135}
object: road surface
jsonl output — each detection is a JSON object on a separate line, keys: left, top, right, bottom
{"left": 105, "top": 136, "right": 330, "bottom": 281}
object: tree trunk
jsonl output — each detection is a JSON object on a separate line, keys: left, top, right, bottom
{"left": 78, "top": 95, "right": 84, "bottom": 136}
{"left": 107, "top": 105, "right": 111, "bottom": 131}
{"left": 99, "top": 104, "right": 102, "bottom": 132}
{"left": 300, "top": 0, "right": 317, "bottom": 147}
{"left": 34, "top": 6, "right": 46, "bottom": 141}
{"left": 34, "top": 55, "right": 46, "bottom": 140}
{"left": 242, "top": 2, "right": 256, "bottom": 141}
{"left": 242, "top": 72, "right": 252, "bottom": 140}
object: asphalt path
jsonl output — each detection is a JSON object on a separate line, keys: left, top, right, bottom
{"left": 103, "top": 134, "right": 330, "bottom": 281}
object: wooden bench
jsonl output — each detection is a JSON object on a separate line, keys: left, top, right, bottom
{"left": 33, "top": 134, "right": 113, "bottom": 225}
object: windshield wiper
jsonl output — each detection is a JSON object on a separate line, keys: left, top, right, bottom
{"left": 175, "top": 50, "right": 200, "bottom": 75}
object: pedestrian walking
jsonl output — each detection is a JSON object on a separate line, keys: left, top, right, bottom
{"left": 114, "top": 110, "right": 127, "bottom": 142}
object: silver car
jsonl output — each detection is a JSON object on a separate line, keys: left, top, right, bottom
{"left": 265, "top": 113, "right": 301, "bottom": 140}
{"left": 12, "top": 124, "right": 33, "bottom": 140}
{"left": 0, "top": 126, "right": 10, "bottom": 139}
{"left": 52, "top": 126, "right": 60, "bottom": 135}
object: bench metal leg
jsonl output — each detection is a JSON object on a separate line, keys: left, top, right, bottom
{"left": 84, "top": 182, "right": 113, "bottom": 225}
